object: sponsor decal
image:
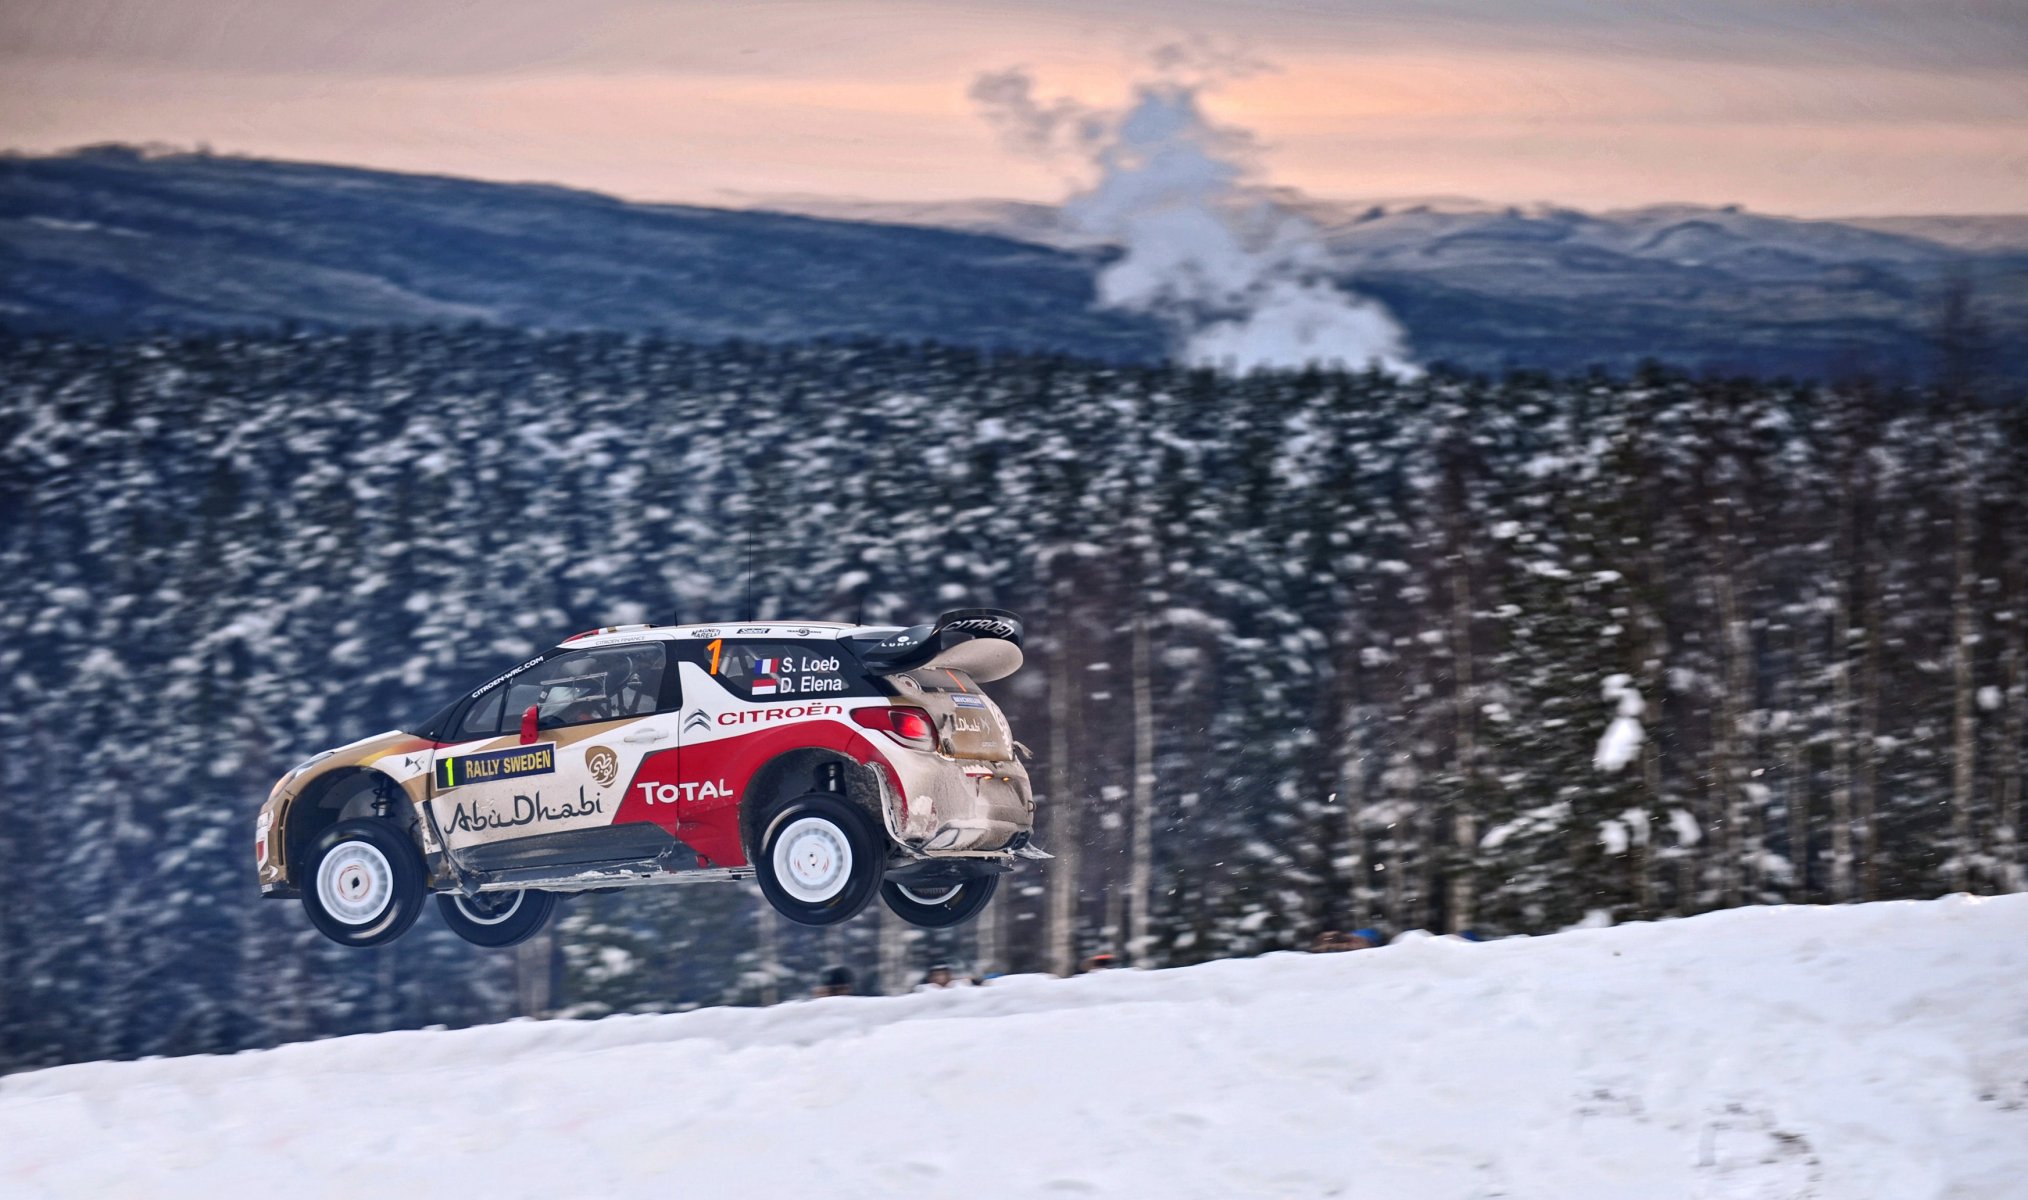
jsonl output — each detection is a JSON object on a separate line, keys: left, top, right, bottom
{"left": 637, "top": 779, "right": 733, "bottom": 805}
{"left": 791, "top": 627, "right": 813, "bottom": 637}
{"left": 952, "top": 693, "right": 987, "bottom": 708}
{"left": 446, "top": 787, "right": 603, "bottom": 832}
{"left": 692, "top": 627, "right": 722, "bottom": 638}
{"left": 954, "top": 715, "right": 986, "bottom": 734}
{"left": 586, "top": 745, "right": 619, "bottom": 787}
{"left": 436, "top": 743, "right": 556, "bottom": 790}
{"left": 682, "top": 709, "right": 713, "bottom": 734}
{"left": 783, "top": 675, "right": 845, "bottom": 694}
{"left": 715, "top": 702, "right": 845, "bottom": 726}
{"left": 946, "top": 616, "right": 1019, "bottom": 639}
{"left": 737, "top": 626, "right": 770, "bottom": 635}
{"left": 470, "top": 654, "right": 546, "bottom": 699}
{"left": 758, "top": 653, "right": 845, "bottom": 696}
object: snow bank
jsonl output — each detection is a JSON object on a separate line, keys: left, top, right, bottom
{"left": 5, "top": 895, "right": 2026, "bottom": 1199}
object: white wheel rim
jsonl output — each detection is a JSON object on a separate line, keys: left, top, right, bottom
{"left": 454, "top": 891, "right": 525, "bottom": 926}
{"left": 317, "top": 841, "right": 395, "bottom": 926}
{"left": 774, "top": 816, "right": 853, "bottom": 903}
{"left": 897, "top": 882, "right": 961, "bottom": 906}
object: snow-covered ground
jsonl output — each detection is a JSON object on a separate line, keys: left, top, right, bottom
{"left": 5, "top": 895, "right": 2025, "bottom": 1199}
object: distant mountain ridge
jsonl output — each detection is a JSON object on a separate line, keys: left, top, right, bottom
{"left": 759, "top": 188, "right": 2028, "bottom": 382}
{"left": 4, "top": 146, "right": 2025, "bottom": 381}
{"left": 0, "top": 145, "right": 1165, "bottom": 360}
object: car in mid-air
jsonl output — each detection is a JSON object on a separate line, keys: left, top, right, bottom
{"left": 254, "top": 610, "right": 1042, "bottom": 948}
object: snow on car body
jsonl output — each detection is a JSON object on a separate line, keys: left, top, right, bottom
{"left": 255, "top": 610, "right": 1041, "bottom": 948}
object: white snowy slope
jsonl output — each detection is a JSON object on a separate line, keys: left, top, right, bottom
{"left": 5, "top": 895, "right": 2026, "bottom": 1200}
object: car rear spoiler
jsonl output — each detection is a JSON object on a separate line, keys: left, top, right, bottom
{"left": 855, "top": 608, "right": 1023, "bottom": 674}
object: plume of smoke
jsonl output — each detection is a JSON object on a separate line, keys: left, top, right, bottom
{"left": 970, "top": 64, "right": 1416, "bottom": 377}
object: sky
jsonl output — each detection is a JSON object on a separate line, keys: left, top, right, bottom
{"left": 4, "top": 0, "right": 2025, "bottom": 216}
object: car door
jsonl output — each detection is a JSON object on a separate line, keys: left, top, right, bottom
{"left": 429, "top": 641, "right": 680, "bottom": 866}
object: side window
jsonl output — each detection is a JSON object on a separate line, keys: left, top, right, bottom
{"left": 458, "top": 688, "right": 507, "bottom": 739}
{"left": 705, "top": 639, "right": 867, "bottom": 701}
{"left": 495, "top": 643, "right": 670, "bottom": 731}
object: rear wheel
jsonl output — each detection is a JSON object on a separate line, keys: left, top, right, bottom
{"left": 301, "top": 818, "right": 426, "bottom": 948}
{"left": 754, "top": 792, "right": 884, "bottom": 926}
{"left": 436, "top": 888, "right": 557, "bottom": 948}
{"left": 881, "top": 873, "right": 1000, "bottom": 928}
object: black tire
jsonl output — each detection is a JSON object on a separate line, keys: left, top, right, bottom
{"left": 881, "top": 873, "right": 1000, "bottom": 928}
{"left": 435, "top": 888, "right": 558, "bottom": 948}
{"left": 753, "top": 792, "right": 885, "bottom": 927}
{"left": 300, "top": 818, "right": 427, "bottom": 948}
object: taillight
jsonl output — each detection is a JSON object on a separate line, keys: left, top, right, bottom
{"left": 853, "top": 706, "right": 937, "bottom": 748}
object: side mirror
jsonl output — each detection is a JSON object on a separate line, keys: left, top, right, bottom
{"left": 520, "top": 705, "right": 540, "bottom": 745}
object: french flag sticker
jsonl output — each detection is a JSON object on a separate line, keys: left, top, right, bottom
{"left": 752, "top": 658, "right": 778, "bottom": 695}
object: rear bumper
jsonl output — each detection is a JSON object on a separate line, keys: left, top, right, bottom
{"left": 884, "top": 756, "right": 1034, "bottom": 853}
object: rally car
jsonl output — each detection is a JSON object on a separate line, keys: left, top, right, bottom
{"left": 255, "top": 609, "right": 1042, "bottom": 949}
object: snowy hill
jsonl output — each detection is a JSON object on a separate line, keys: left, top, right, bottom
{"left": 0, "top": 145, "right": 1163, "bottom": 360}
{"left": 8, "top": 147, "right": 2028, "bottom": 379}
{"left": 759, "top": 188, "right": 2028, "bottom": 381}
{"left": 5, "top": 895, "right": 2023, "bottom": 1199}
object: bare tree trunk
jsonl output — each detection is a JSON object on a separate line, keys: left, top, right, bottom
{"left": 1721, "top": 566, "right": 1755, "bottom": 906}
{"left": 1951, "top": 424, "right": 1980, "bottom": 892}
{"left": 1859, "top": 550, "right": 1884, "bottom": 900}
{"left": 1413, "top": 746, "right": 1438, "bottom": 931}
{"left": 1630, "top": 580, "right": 1665, "bottom": 918}
{"left": 99, "top": 771, "right": 135, "bottom": 1059}
{"left": 1126, "top": 609, "right": 1157, "bottom": 963}
{"left": 1829, "top": 538, "right": 1856, "bottom": 901}
{"left": 1998, "top": 591, "right": 2023, "bottom": 891}
{"left": 1706, "top": 558, "right": 1748, "bottom": 909}
{"left": 1637, "top": 540, "right": 1692, "bottom": 915}
{"left": 1336, "top": 692, "right": 1368, "bottom": 928}
{"left": 1045, "top": 601, "right": 1082, "bottom": 975}
{"left": 515, "top": 930, "right": 553, "bottom": 1017}
{"left": 1384, "top": 753, "right": 1409, "bottom": 927}
{"left": 975, "top": 882, "right": 1002, "bottom": 975}
{"left": 1785, "top": 622, "right": 1811, "bottom": 900}
{"left": 754, "top": 896, "right": 780, "bottom": 1006}
{"left": 1447, "top": 545, "right": 1478, "bottom": 933}
{"left": 1996, "top": 449, "right": 2026, "bottom": 892}
{"left": 879, "top": 903, "right": 909, "bottom": 995}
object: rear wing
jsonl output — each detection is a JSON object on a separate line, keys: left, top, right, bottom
{"left": 852, "top": 608, "right": 1023, "bottom": 675}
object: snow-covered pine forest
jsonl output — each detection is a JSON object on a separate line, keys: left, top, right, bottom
{"left": 1, "top": 326, "right": 2023, "bottom": 1072}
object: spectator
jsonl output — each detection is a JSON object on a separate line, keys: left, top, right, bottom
{"left": 813, "top": 965, "right": 855, "bottom": 998}
{"left": 1349, "top": 927, "right": 1384, "bottom": 949}
{"left": 922, "top": 964, "right": 956, "bottom": 989}
{"left": 1309, "top": 929, "right": 1358, "bottom": 953}
{"left": 1079, "top": 952, "right": 1119, "bottom": 974}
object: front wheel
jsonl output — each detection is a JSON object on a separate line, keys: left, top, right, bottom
{"left": 436, "top": 888, "right": 557, "bottom": 948}
{"left": 881, "top": 873, "right": 1000, "bottom": 928}
{"left": 754, "top": 792, "right": 885, "bottom": 927}
{"left": 301, "top": 818, "right": 427, "bottom": 948}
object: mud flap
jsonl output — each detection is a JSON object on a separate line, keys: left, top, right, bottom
{"left": 1008, "top": 831, "right": 1053, "bottom": 861}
